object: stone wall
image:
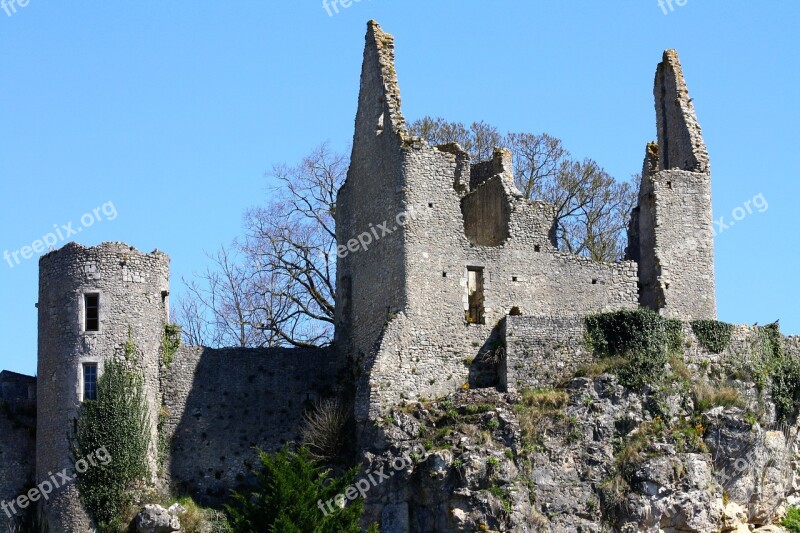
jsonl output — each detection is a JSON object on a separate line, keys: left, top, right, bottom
{"left": 633, "top": 50, "right": 716, "bottom": 320}
{"left": 161, "top": 345, "right": 344, "bottom": 504}
{"left": 355, "top": 136, "right": 640, "bottom": 419}
{"left": 501, "top": 318, "right": 800, "bottom": 396}
{"left": 0, "top": 398, "right": 36, "bottom": 530}
{"left": 343, "top": 23, "right": 640, "bottom": 422}
{"left": 335, "top": 20, "right": 409, "bottom": 370}
{"left": 501, "top": 316, "right": 589, "bottom": 391}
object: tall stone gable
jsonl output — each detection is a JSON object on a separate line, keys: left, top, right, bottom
{"left": 335, "top": 21, "right": 409, "bottom": 369}
{"left": 629, "top": 50, "right": 717, "bottom": 320}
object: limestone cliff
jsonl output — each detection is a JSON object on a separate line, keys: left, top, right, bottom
{"left": 359, "top": 324, "right": 800, "bottom": 533}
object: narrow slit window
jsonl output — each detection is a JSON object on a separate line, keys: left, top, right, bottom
{"left": 85, "top": 293, "right": 99, "bottom": 332}
{"left": 466, "top": 267, "right": 485, "bottom": 325}
{"left": 83, "top": 364, "right": 97, "bottom": 401}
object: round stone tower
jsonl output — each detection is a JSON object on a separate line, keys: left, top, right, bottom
{"left": 36, "top": 242, "right": 169, "bottom": 532}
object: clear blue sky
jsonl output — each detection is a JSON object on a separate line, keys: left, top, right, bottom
{"left": 1, "top": 1, "right": 798, "bottom": 375}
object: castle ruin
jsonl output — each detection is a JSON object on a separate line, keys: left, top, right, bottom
{"left": 0, "top": 21, "right": 719, "bottom": 532}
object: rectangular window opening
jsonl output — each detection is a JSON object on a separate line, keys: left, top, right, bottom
{"left": 83, "top": 363, "right": 97, "bottom": 401}
{"left": 466, "top": 267, "right": 485, "bottom": 325}
{"left": 84, "top": 293, "right": 99, "bottom": 332}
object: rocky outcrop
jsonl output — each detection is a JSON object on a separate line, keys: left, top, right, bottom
{"left": 360, "top": 373, "right": 800, "bottom": 532}
{"left": 133, "top": 504, "right": 181, "bottom": 533}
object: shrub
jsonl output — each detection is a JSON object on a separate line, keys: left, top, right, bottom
{"left": 300, "top": 398, "right": 349, "bottom": 462}
{"left": 225, "top": 447, "right": 367, "bottom": 533}
{"left": 771, "top": 355, "right": 800, "bottom": 423}
{"left": 585, "top": 308, "right": 682, "bottom": 390}
{"left": 691, "top": 320, "right": 734, "bottom": 354}
{"left": 73, "top": 359, "right": 151, "bottom": 532}
{"left": 739, "top": 323, "right": 800, "bottom": 423}
{"left": 784, "top": 506, "right": 800, "bottom": 532}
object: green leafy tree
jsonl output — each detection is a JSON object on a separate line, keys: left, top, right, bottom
{"left": 73, "top": 359, "right": 151, "bottom": 532}
{"left": 225, "top": 447, "right": 367, "bottom": 533}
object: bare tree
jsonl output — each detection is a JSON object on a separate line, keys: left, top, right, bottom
{"left": 179, "top": 121, "right": 636, "bottom": 348}
{"left": 408, "top": 117, "right": 501, "bottom": 161}
{"left": 177, "top": 246, "right": 278, "bottom": 348}
{"left": 240, "top": 143, "right": 344, "bottom": 347}
{"left": 177, "top": 143, "right": 345, "bottom": 348}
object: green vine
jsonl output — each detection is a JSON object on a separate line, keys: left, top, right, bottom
{"left": 759, "top": 323, "right": 800, "bottom": 422}
{"left": 691, "top": 320, "right": 734, "bottom": 354}
{"left": 162, "top": 323, "right": 181, "bottom": 368}
{"left": 585, "top": 308, "right": 683, "bottom": 391}
{"left": 157, "top": 404, "right": 170, "bottom": 475}
{"left": 124, "top": 326, "right": 136, "bottom": 362}
{"left": 733, "top": 322, "right": 799, "bottom": 423}
{"left": 73, "top": 358, "right": 151, "bottom": 532}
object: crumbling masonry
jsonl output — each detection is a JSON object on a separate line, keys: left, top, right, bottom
{"left": 0, "top": 21, "right": 719, "bottom": 532}
{"left": 336, "top": 22, "right": 717, "bottom": 427}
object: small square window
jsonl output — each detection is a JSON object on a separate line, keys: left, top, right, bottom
{"left": 442, "top": 272, "right": 447, "bottom": 278}
{"left": 83, "top": 364, "right": 97, "bottom": 401}
{"left": 534, "top": 245, "right": 541, "bottom": 252}
{"left": 512, "top": 276, "right": 518, "bottom": 282}
{"left": 592, "top": 279, "right": 598, "bottom": 285}
{"left": 428, "top": 203, "right": 434, "bottom": 208}
{"left": 85, "top": 293, "right": 99, "bottom": 332}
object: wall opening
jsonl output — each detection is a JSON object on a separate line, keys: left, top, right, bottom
{"left": 461, "top": 177, "right": 510, "bottom": 246}
{"left": 466, "top": 267, "right": 485, "bottom": 325}
{"left": 84, "top": 293, "right": 100, "bottom": 332}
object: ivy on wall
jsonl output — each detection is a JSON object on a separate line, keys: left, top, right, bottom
{"left": 162, "top": 324, "right": 181, "bottom": 369}
{"left": 755, "top": 323, "right": 800, "bottom": 423}
{"left": 73, "top": 358, "right": 151, "bottom": 532}
{"left": 691, "top": 320, "right": 734, "bottom": 354}
{"left": 585, "top": 308, "right": 683, "bottom": 390}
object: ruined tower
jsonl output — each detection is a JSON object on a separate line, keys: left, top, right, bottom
{"left": 37, "top": 242, "right": 168, "bottom": 531}
{"left": 337, "top": 22, "right": 639, "bottom": 424}
{"left": 629, "top": 50, "right": 717, "bottom": 320}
